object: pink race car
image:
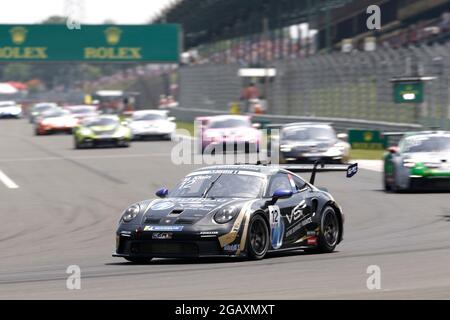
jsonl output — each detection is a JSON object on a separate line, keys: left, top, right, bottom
{"left": 196, "top": 115, "right": 262, "bottom": 154}
{"left": 65, "top": 105, "right": 100, "bottom": 121}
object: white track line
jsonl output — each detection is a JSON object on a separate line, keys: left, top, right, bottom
{"left": 0, "top": 170, "right": 19, "bottom": 189}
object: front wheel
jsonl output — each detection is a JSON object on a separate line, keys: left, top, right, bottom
{"left": 246, "top": 214, "right": 269, "bottom": 260}
{"left": 74, "top": 139, "right": 84, "bottom": 149}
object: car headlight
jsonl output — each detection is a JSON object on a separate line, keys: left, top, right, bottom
{"left": 403, "top": 160, "right": 416, "bottom": 168}
{"left": 333, "top": 142, "right": 346, "bottom": 151}
{"left": 114, "top": 127, "right": 129, "bottom": 137}
{"left": 121, "top": 204, "right": 140, "bottom": 223}
{"left": 214, "top": 206, "right": 239, "bottom": 224}
{"left": 280, "top": 145, "right": 292, "bottom": 152}
{"left": 79, "top": 128, "right": 93, "bottom": 136}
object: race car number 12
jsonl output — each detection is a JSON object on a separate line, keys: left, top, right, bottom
{"left": 269, "top": 205, "right": 284, "bottom": 250}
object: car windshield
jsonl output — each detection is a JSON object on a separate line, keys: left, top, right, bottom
{"left": 0, "top": 102, "right": 15, "bottom": 107}
{"left": 402, "top": 135, "right": 450, "bottom": 153}
{"left": 42, "top": 110, "right": 69, "bottom": 118}
{"left": 34, "top": 105, "right": 56, "bottom": 112}
{"left": 208, "top": 118, "right": 250, "bottom": 129}
{"left": 169, "top": 173, "right": 264, "bottom": 199}
{"left": 71, "top": 107, "right": 95, "bottom": 114}
{"left": 282, "top": 126, "right": 335, "bottom": 141}
{"left": 84, "top": 118, "right": 118, "bottom": 127}
{"left": 133, "top": 113, "right": 166, "bottom": 121}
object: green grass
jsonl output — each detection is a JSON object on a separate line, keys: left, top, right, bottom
{"left": 176, "top": 121, "right": 195, "bottom": 135}
{"left": 177, "top": 122, "right": 384, "bottom": 160}
{"left": 349, "top": 149, "right": 384, "bottom": 160}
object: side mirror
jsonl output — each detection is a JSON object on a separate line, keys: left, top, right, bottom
{"left": 272, "top": 189, "right": 293, "bottom": 202}
{"left": 168, "top": 117, "right": 176, "bottom": 121}
{"left": 156, "top": 188, "right": 169, "bottom": 198}
{"left": 387, "top": 146, "right": 399, "bottom": 154}
{"left": 337, "top": 133, "right": 348, "bottom": 140}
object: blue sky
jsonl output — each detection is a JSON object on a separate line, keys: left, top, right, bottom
{"left": 0, "top": 0, "right": 175, "bottom": 24}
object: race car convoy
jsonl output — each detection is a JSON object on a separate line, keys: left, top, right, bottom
{"left": 5, "top": 98, "right": 450, "bottom": 263}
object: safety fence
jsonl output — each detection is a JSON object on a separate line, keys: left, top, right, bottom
{"left": 178, "top": 42, "right": 450, "bottom": 130}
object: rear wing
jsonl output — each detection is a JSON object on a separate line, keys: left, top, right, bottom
{"left": 282, "top": 161, "right": 358, "bottom": 184}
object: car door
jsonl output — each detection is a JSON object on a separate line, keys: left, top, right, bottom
{"left": 283, "top": 174, "right": 315, "bottom": 245}
{"left": 266, "top": 173, "right": 313, "bottom": 248}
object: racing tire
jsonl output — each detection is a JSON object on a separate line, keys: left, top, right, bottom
{"left": 311, "top": 206, "right": 340, "bottom": 254}
{"left": 383, "top": 171, "right": 392, "bottom": 192}
{"left": 390, "top": 167, "right": 403, "bottom": 193}
{"left": 124, "top": 257, "right": 152, "bottom": 264}
{"left": 74, "top": 139, "right": 85, "bottom": 149}
{"left": 246, "top": 214, "right": 269, "bottom": 260}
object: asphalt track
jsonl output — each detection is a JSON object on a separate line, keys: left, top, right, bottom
{"left": 0, "top": 119, "right": 450, "bottom": 299}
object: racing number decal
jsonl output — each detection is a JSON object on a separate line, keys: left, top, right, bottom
{"left": 269, "top": 205, "right": 284, "bottom": 250}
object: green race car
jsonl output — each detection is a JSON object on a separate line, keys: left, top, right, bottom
{"left": 384, "top": 131, "right": 450, "bottom": 191}
{"left": 73, "top": 115, "right": 132, "bottom": 149}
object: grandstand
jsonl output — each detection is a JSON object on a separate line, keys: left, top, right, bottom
{"left": 155, "top": 0, "right": 450, "bottom": 54}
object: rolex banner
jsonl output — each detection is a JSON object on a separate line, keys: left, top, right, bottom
{"left": 0, "top": 24, "right": 180, "bottom": 62}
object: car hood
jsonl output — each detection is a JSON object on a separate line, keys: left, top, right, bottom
{"left": 0, "top": 105, "right": 21, "bottom": 111}
{"left": 139, "top": 197, "right": 248, "bottom": 226}
{"left": 42, "top": 116, "right": 77, "bottom": 125}
{"left": 403, "top": 152, "right": 450, "bottom": 164}
{"left": 204, "top": 127, "right": 259, "bottom": 139}
{"left": 281, "top": 139, "right": 336, "bottom": 149}
{"left": 89, "top": 125, "right": 119, "bottom": 132}
{"left": 73, "top": 113, "right": 98, "bottom": 119}
{"left": 130, "top": 120, "right": 174, "bottom": 128}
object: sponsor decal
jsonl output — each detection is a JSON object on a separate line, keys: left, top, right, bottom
{"left": 105, "top": 27, "right": 122, "bottom": 45}
{"left": 10, "top": 26, "right": 28, "bottom": 44}
{"left": 286, "top": 200, "right": 307, "bottom": 225}
{"left": 285, "top": 217, "right": 312, "bottom": 237}
{"left": 201, "top": 231, "right": 219, "bottom": 235}
{"left": 0, "top": 27, "right": 48, "bottom": 59}
{"left": 143, "top": 225, "right": 183, "bottom": 232}
{"left": 152, "top": 232, "right": 172, "bottom": 240}
{"left": 269, "top": 205, "right": 284, "bottom": 249}
{"left": 224, "top": 244, "right": 240, "bottom": 252}
{"left": 307, "top": 237, "right": 317, "bottom": 245}
{"left": 151, "top": 201, "right": 175, "bottom": 211}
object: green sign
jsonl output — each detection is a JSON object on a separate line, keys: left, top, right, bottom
{"left": 348, "top": 129, "right": 388, "bottom": 150}
{"left": 0, "top": 24, "right": 180, "bottom": 62}
{"left": 393, "top": 82, "right": 424, "bottom": 103}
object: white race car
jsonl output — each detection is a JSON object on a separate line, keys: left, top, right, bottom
{"left": 128, "top": 110, "right": 176, "bottom": 140}
{"left": 0, "top": 101, "right": 22, "bottom": 119}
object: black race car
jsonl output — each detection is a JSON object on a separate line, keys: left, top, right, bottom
{"left": 114, "top": 162, "right": 357, "bottom": 263}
